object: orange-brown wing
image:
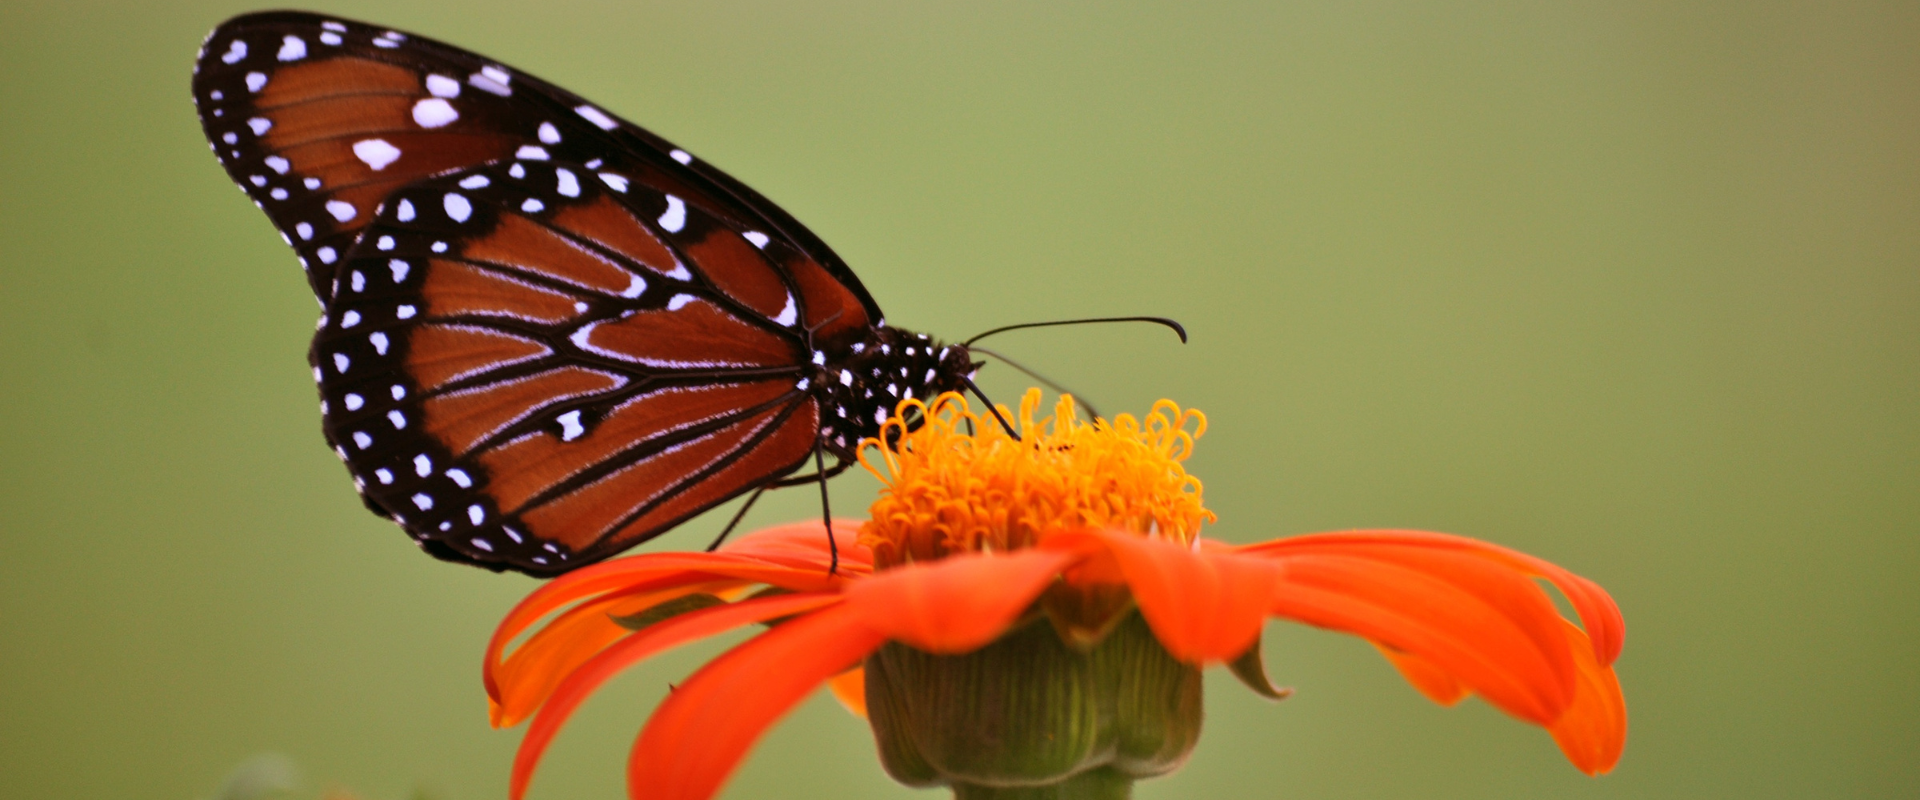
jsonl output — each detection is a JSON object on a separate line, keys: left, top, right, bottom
{"left": 193, "top": 9, "right": 884, "bottom": 336}
{"left": 312, "top": 158, "right": 829, "bottom": 574}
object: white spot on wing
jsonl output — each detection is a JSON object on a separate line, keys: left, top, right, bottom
{"left": 325, "top": 201, "right": 356, "bottom": 222}
{"left": 389, "top": 259, "right": 410, "bottom": 282}
{"left": 353, "top": 431, "right": 373, "bottom": 448}
{"left": 574, "top": 104, "right": 617, "bottom": 130}
{"left": 396, "top": 304, "right": 416, "bottom": 319}
{"left": 468, "top": 505, "right": 486, "bottom": 525}
{"left": 444, "top": 193, "right": 472, "bottom": 222}
{"left": 370, "top": 331, "right": 390, "bottom": 355}
{"left": 387, "top": 408, "right": 406, "bottom": 428}
{"left": 458, "top": 174, "right": 490, "bottom": 189}
{"left": 396, "top": 198, "right": 415, "bottom": 221}
{"left": 598, "top": 173, "right": 629, "bottom": 192}
{"left": 247, "top": 117, "right": 272, "bottom": 135}
{"left": 515, "top": 145, "right": 549, "bottom": 160}
{"left": 773, "top": 293, "right": 797, "bottom": 326}
{"left": 667, "top": 293, "right": 695, "bottom": 311}
{"left": 446, "top": 469, "right": 473, "bottom": 488}
{"left": 411, "top": 493, "right": 433, "bottom": 510}
{"left": 658, "top": 195, "right": 686, "bottom": 232}
{"left": 521, "top": 198, "right": 544, "bottom": 213}
{"left": 468, "top": 67, "right": 511, "bottom": 96}
{"left": 353, "top": 138, "right": 402, "bottom": 170}
{"left": 743, "top": 231, "right": 770, "bottom": 249}
{"left": 412, "top": 98, "right": 459, "bottom": 128}
{"left": 621, "top": 274, "right": 647, "bottom": 298}
{"left": 295, "top": 222, "right": 313, "bottom": 240}
{"left": 277, "top": 36, "right": 306, "bottom": 61}
{"left": 538, "top": 122, "right": 561, "bottom": 144}
{"left": 415, "top": 454, "right": 433, "bottom": 476}
{"left": 245, "top": 71, "right": 267, "bottom": 92}
{"left": 341, "top": 310, "right": 361, "bottom": 328}
{"left": 555, "top": 168, "right": 580, "bottom": 197}
{"left": 264, "top": 155, "right": 289, "bottom": 174}
{"left": 343, "top": 392, "right": 364, "bottom": 410}
{"left": 375, "top": 468, "right": 393, "bottom": 484}
{"left": 317, "top": 246, "right": 338, "bottom": 264}
{"left": 425, "top": 74, "right": 461, "bottom": 98}
{"left": 556, "top": 410, "right": 584, "bottom": 441}
{"left": 669, "top": 149, "right": 692, "bottom": 165}
{"left": 377, "top": 235, "right": 395, "bottom": 251}
{"left": 220, "top": 39, "right": 247, "bottom": 64}
{"left": 319, "top": 31, "right": 342, "bottom": 46}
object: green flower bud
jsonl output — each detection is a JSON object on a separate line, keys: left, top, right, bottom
{"left": 863, "top": 610, "right": 1202, "bottom": 800}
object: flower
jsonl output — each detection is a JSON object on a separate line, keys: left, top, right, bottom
{"left": 485, "top": 391, "right": 1626, "bottom": 800}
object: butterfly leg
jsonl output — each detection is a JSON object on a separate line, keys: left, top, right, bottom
{"left": 704, "top": 485, "right": 768, "bottom": 552}
{"left": 813, "top": 438, "right": 840, "bottom": 575}
{"left": 702, "top": 460, "right": 853, "bottom": 553}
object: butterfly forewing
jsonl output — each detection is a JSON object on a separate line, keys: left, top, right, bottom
{"left": 193, "top": 11, "right": 882, "bottom": 325}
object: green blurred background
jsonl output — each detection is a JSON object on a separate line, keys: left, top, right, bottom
{"left": 2, "top": 1, "right": 1914, "bottom": 798}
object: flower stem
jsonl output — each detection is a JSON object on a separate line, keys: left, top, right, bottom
{"left": 951, "top": 768, "right": 1133, "bottom": 800}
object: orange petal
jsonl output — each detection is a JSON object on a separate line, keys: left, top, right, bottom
{"left": 1243, "top": 530, "right": 1623, "bottom": 665}
{"left": 1373, "top": 643, "right": 1470, "bottom": 706}
{"left": 843, "top": 548, "right": 1075, "bottom": 654}
{"left": 627, "top": 602, "right": 887, "bottom": 800}
{"left": 508, "top": 592, "right": 842, "bottom": 800}
{"left": 485, "top": 552, "right": 850, "bottom": 701}
{"left": 719, "top": 518, "right": 874, "bottom": 573}
{"left": 827, "top": 667, "right": 868, "bottom": 719}
{"left": 1549, "top": 620, "right": 1628, "bottom": 775}
{"left": 1266, "top": 552, "right": 1571, "bottom": 724}
{"left": 490, "top": 580, "right": 743, "bottom": 727}
{"left": 1049, "top": 530, "right": 1280, "bottom": 664}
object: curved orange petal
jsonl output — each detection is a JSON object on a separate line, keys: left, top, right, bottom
{"left": 508, "top": 592, "right": 843, "bottom": 800}
{"left": 490, "top": 580, "right": 745, "bottom": 728}
{"left": 1549, "top": 620, "right": 1628, "bottom": 776}
{"left": 1047, "top": 530, "right": 1280, "bottom": 664}
{"left": 1266, "top": 552, "right": 1571, "bottom": 724}
{"left": 485, "top": 552, "right": 850, "bottom": 701}
{"left": 843, "top": 548, "right": 1076, "bottom": 654}
{"left": 827, "top": 667, "right": 868, "bottom": 719}
{"left": 1373, "top": 643, "right": 1470, "bottom": 706}
{"left": 1242, "top": 530, "right": 1624, "bottom": 665}
{"left": 719, "top": 518, "right": 874, "bottom": 572}
{"left": 627, "top": 602, "right": 887, "bottom": 800}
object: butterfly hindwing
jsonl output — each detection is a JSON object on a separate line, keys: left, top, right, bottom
{"left": 315, "top": 158, "right": 830, "bottom": 573}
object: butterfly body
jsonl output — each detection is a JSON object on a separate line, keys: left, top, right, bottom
{"left": 194, "top": 11, "right": 977, "bottom": 575}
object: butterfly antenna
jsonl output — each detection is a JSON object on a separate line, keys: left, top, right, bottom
{"left": 970, "top": 346, "right": 1102, "bottom": 421}
{"left": 963, "top": 316, "right": 1187, "bottom": 347}
{"left": 962, "top": 377, "right": 1023, "bottom": 442}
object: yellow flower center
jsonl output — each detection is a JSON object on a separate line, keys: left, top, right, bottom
{"left": 858, "top": 389, "right": 1215, "bottom": 569}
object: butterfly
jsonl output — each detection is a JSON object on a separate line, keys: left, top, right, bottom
{"left": 189, "top": 10, "right": 1026, "bottom": 577}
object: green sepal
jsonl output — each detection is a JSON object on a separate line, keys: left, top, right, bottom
{"left": 608, "top": 592, "right": 724, "bottom": 631}
{"left": 1226, "top": 632, "right": 1293, "bottom": 701}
